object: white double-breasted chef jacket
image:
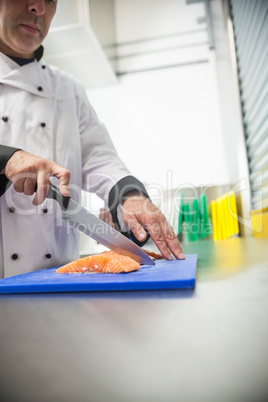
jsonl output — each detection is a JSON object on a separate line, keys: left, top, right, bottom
{"left": 0, "top": 52, "right": 131, "bottom": 278}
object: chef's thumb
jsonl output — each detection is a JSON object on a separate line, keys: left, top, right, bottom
{"left": 59, "top": 183, "right": 70, "bottom": 197}
{"left": 126, "top": 219, "right": 147, "bottom": 243}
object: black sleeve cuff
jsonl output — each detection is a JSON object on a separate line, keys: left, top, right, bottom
{"left": 0, "top": 145, "right": 21, "bottom": 197}
{"left": 108, "top": 175, "right": 151, "bottom": 247}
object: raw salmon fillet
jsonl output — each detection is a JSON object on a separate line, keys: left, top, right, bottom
{"left": 144, "top": 250, "right": 163, "bottom": 260}
{"left": 56, "top": 251, "right": 140, "bottom": 274}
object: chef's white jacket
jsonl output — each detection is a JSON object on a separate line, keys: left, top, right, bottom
{"left": 0, "top": 52, "right": 138, "bottom": 278}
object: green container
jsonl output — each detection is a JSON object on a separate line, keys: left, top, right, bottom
{"left": 200, "top": 193, "right": 210, "bottom": 238}
{"left": 191, "top": 199, "right": 199, "bottom": 241}
{"left": 177, "top": 192, "right": 184, "bottom": 235}
{"left": 183, "top": 203, "right": 191, "bottom": 242}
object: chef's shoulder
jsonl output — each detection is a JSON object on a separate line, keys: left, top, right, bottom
{"left": 41, "top": 61, "right": 88, "bottom": 101}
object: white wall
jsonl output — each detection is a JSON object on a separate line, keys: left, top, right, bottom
{"left": 87, "top": 60, "right": 227, "bottom": 189}
{"left": 87, "top": 0, "right": 250, "bottom": 190}
{"left": 87, "top": 0, "right": 230, "bottom": 190}
{"left": 113, "top": 0, "right": 208, "bottom": 72}
{"left": 114, "top": 0, "right": 205, "bottom": 41}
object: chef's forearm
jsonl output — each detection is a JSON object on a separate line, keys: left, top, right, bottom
{"left": 108, "top": 175, "right": 149, "bottom": 213}
{"left": 0, "top": 145, "right": 21, "bottom": 173}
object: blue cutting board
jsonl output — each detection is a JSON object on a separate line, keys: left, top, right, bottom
{"left": 0, "top": 254, "right": 197, "bottom": 294}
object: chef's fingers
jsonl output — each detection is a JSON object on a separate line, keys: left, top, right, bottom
{"left": 124, "top": 214, "right": 148, "bottom": 243}
{"left": 135, "top": 206, "right": 184, "bottom": 260}
{"left": 145, "top": 219, "right": 174, "bottom": 260}
{"left": 4, "top": 151, "right": 70, "bottom": 202}
{"left": 121, "top": 195, "right": 184, "bottom": 257}
{"left": 121, "top": 195, "right": 149, "bottom": 242}
{"left": 146, "top": 216, "right": 184, "bottom": 260}
{"left": 11, "top": 172, "right": 36, "bottom": 196}
{"left": 23, "top": 176, "right": 38, "bottom": 196}
{"left": 12, "top": 174, "right": 25, "bottom": 193}
{"left": 51, "top": 165, "right": 71, "bottom": 198}
{"left": 32, "top": 171, "right": 50, "bottom": 206}
{"left": 100, "top": 209, "right": 115, "bottom": 229}
{"left": 158, "top": 219, "right": 185, "bottom": 260}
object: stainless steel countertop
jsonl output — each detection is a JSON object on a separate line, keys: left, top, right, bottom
{"left": 1, "top": 237, "right": 268, "bottom": 402}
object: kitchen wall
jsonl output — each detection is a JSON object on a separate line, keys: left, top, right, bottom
{"left": 88, "top": 1, "right": 218, "bottom": 189}
{"left": 87, "top": 62, "right": 225, "bottom": 188}
{"left": 86, "top": 0, "right": 249, "bottom": 208}
{"left": 43, "top": 0, "right": 117, "bottom": 88}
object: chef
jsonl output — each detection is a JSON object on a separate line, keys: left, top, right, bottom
{"left": 0, "top": 0, "right": 184, "bottom": 278}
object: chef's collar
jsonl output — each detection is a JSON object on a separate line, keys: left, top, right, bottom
{"left": 7, "top": 45, "right": 44, "bottom": 66}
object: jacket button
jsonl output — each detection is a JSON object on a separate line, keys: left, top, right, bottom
{"left": 42, "top": 65, "right": 46, "bottom": 69}
{"left": 2, "top": 116, "right": 8, "bottom": 123}
{"left": 40, "top": 122, "right": 46, "bottom": 128}
{"left": 37, "top": 86, "right": 43, "bottom": 91}
{"left": 43, "top": 207, "right": 48, "bottom": 214}
{"left": 9, "top": 207, "right": 15, "bottom": 213}
{"left": 11, "top": 253, "right": 18, "bottom": 260}
{"left": 45, "top": 253, "right": 52, "bottom": 259}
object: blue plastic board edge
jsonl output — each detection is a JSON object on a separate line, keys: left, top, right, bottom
{"left": 0, "top": 254, "right": 197, "bottom": 294}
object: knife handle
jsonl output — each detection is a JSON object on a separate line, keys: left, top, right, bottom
{"left": 35, "top": 182, "right": 70, "bottom": 211}
{"left": 47, "top": 183, "right": 70, "bottom": 211}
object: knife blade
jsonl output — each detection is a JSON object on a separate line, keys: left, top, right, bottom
{"left": 46, "top": 183, "right": 154, "bottom": 266}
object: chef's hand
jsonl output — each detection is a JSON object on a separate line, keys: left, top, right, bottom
{"left": 4, "top": 150, "right": 70, "bottom": 205}
{"left": 99, "top": 208, "right": 115, "bottom": 229}
{"left": 121, "top": 194, "right": 185, "bottom": 260}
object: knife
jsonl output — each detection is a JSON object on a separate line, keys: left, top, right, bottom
{"left": 46, "top": 183, "right": 155, "bottom": 266}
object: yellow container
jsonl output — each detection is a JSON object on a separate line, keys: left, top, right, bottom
{"left": 251, "top": 208, "right": 268, "bottom": 238}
